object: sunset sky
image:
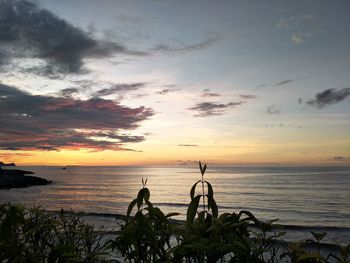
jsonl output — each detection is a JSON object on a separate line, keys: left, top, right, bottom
{"left": 0, "top": 0, "right": 349, "bottom": 166}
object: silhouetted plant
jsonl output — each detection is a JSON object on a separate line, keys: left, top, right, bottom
{"left": 0, "top": 203, "right": 111, "bottom": 262}
{"left": 113, "top": 178, "right": 179, "bottom": 262}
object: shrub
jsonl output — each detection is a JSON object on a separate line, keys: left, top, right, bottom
{"left": 0, "top": 204, "right": 111, "bottom": 262}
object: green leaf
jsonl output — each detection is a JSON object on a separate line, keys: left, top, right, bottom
{"left": 186, "top": 195, "right": 201, "bottom": 227}
{"left": 126, "top": 199, "right": 137, "bottom": 220}
{"left": 190, "top": 180, "right": 201, "bottom": 199}
{"left": 136, "top": 189, "right": 144, "bottom": 209}
{"left": 207, "top": 195, "right": 218, "bottom": 218}
{"left": 205, "top": 181, "right": 214, "bottom": 198}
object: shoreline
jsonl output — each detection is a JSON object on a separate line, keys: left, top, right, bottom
{"left": 42, "top": 209, "right": 350, "bottom": 246}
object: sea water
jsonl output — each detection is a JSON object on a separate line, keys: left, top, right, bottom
{"left": 1, "top": 165, "right": 349, "bottom": 244}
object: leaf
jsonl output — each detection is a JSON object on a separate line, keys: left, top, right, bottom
{"left": 190, "top": 180, "right": 201, "bottom": 199}
{"left": 165, "top": 212, "right": 180, "bottom": 218}
{"left": 186, "top": 195, "right": 201, "bottom": 227}
{"left": 143, "top": 187, "right": 150, "bottom": 202}
{"left": 126, "top": 199, "right": 137, "bottom": 221}
{"left": 136, "top": 189, "right": 144, "bottom": 209}
{"left": 199, "top": 161, "right": 207, "bottom": 176}
{"left": 297, "top": 253, "right": 326, "bottom": 262}
{"left": 148, "top": 206, "right": 165, "bottom": 219}
{"left": 207, "top": 195, "right": 218, "bottom": 218}
{"left": 205, "top": 181, "right": 214, "bottom": 198}
{"left": 310, "top": 231, "right": 327, "bottom": 242}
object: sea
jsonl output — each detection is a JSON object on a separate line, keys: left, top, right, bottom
{"left": 1, "top": 165, "right": 349, "bottom": 244}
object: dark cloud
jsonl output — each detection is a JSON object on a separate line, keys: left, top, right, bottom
{"left": 93, "top": 83, "right": 146, "bottom": 97}
{"left": 0, "top": 0, "right": 145, "bottom": 76}
{"left": 306, "top": 88, "right": 350, "bottom": 108}
{"left": 298, "top": 98, "right": 302, "bottom": 104}
{"left": 266, "top": 105, "right": 280, "bottom": 114}
{"left": 173, "top": 160, "right": 198, "bottom": 165}
{"left": 331, "top": 156, "right": 350, "bottom": 161}
{"left": 240, "top": 94, "right": 258, "bottom": 99}
{"left": 178, "top": 144, "right": 198, "bottom": 147}
{"left": 275, "top": 80, "right": 293, "bottom": 86}
{"left": 155, "top": 88, "right": 179, "bottom": 95}
{"left": 58, "top": 88, "right": 81, "bottom": 98}
{"left": 151, "top": 35, "right": 220, "bottom": 53}
{"left": 189, "top": 101, "right": 244, "bottom": 117}
{"left": 0, "top": 83, "right": 153, "bottom": 151}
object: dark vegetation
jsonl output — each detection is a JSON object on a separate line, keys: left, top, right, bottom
{"left": 0, "top": 162, "right": 349, "bottom": 262}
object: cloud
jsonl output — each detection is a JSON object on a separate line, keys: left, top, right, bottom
{"left": 58, "top": 88, "right": 81, "bottom": 98}
{"left": 201, "top": 92, "right": 221, "bottom": 98}
{"left": 93, "top": 83, "right": 146, "bottom": 97}
{"left": 189, "top": 101, "right": 244, "bottom": 117}
{"left": 266, "top": 105, "right": 280, "bottom": 114}
{"left": 178, "top": 144, "right": 198, "bottom": 147}
{"left": 173, "top": 160, "right": 198, "bottom": 165}
{"left": 276, "top": 14, "right": 315, "bottom": 30}
{"left": 151, "top": 35, "right": 220, "bottom": 53}
{"left": 275, "top": 80, "right": 293, "bottom": 86}
{"left": 276, "top": 14, "right": 315, "bottom": 44}
{"left": 291, "top": 34, "right": 303, "bottom": 44}
{"left": 306, "top": 88, "right": 350, "bottom": 108}
{"left": 0, "top": 83, "right": 153, "bottom": 151}
{"left": 331, "top": 156, "right": 350, "bottom": 162}
{"left": 0, "top": 0, "right": 145, "bottom": 76}
{"left": 155, "top": 87, "right": 179, "bottom": 95}
{"left": 240, "top": 94, "right": 258, "bottom": 99}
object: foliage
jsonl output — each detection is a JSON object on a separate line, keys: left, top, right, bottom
{"left": 0, "top": 204, "right": 111, "bottom": 262}
{"left": 1, "top": 162, "right": 349, "bottom": 262}
{"left": 112, "top": 177, "right": 179, "bottom": 262}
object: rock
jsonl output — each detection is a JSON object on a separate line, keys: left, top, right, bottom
{"left": 0, "top": 169, "right": 34, "bottom": 176}
{"left": 0, "top": 169, "right": 52, "bottom": 189}
{"left": 0, "top": 161, "right": 16, "bottom": 166}
{"left": 0, "top": 174, "right": 52, "bottom": 189}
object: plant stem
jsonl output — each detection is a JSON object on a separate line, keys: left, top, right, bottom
{"left": 202, "top": 174, "right": 205, "bottom": 212}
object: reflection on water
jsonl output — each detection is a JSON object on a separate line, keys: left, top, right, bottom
{"left": 0, "top": 166, "right": 349, "bottom": 229}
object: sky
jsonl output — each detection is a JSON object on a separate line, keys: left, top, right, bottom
{"left": 0, "top": 0, "right": 349, "bottom": 166}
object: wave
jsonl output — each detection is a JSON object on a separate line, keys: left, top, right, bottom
{"left": 45, "top": 209, "right": 350, "bottom": 233}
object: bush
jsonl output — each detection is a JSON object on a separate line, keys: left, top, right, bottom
{"left": 0, "top": 204, "right": 111, "bottom": 262}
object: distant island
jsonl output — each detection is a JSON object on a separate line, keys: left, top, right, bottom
{"left": 0, "top": 162, "right": 52, "bottom": 189}
{"left": 0, "top": 161, "right": 16, "bottom": 167}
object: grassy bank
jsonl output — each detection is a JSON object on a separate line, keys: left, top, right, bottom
{"left": 1, "top": 163, "right": 349, "bottom": 262}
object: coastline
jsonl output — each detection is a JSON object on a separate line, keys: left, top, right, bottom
{"left": 0, "top": 167, "right": 52, "bottom": 189}
{"left": 42, "top": 209, "right": 350, "bottom": 246}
